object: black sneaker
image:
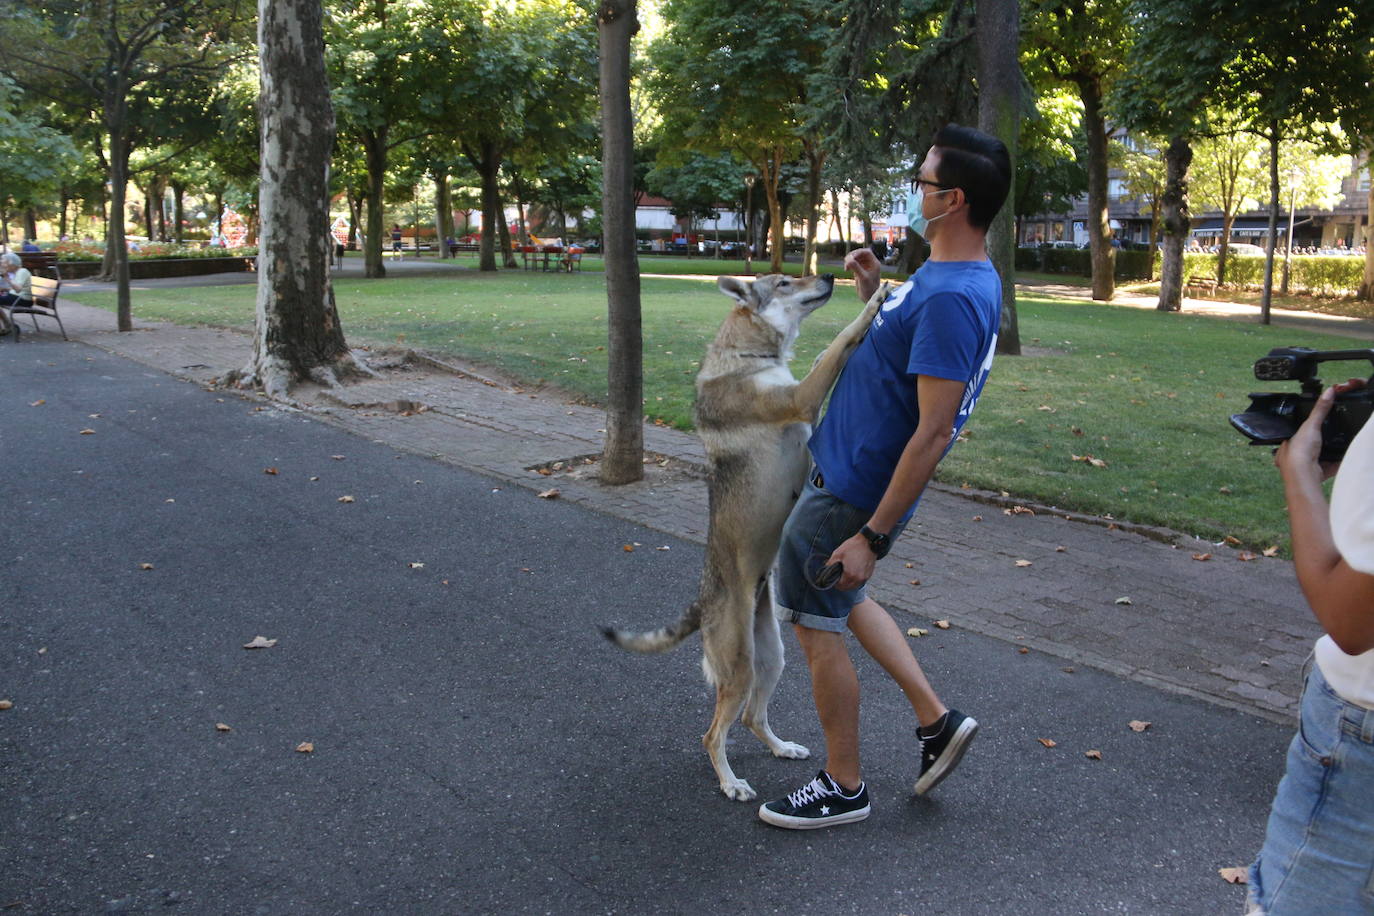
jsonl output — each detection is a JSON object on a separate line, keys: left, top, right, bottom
{"left": 914, "top": 709, "right": 978, "bottom": 796}
{"left": 758, "top": 771, "right": 870, "bottom": 830}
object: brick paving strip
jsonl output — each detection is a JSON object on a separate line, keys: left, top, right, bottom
{"left": 50, "top": 298, "right": 1325, "bottom": 724}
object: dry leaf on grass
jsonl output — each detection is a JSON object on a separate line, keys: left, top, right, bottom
{"left": 1038, "top": 738, "right": 1058, "bottom": 748}
{"left": 934, "top": 620, "right": 951, "bottom": 630}
{"left": 1128, "top": 720, "right": 1151, "bottom": 732}
{"left": 1263, "top": 546, "right": 1280, "bottom": 557}
{"left": 538, "top": 488, "right": 561, "bottom": 499}
{"left": 243, "top": 636, "right": 278, "bottom": 650}
{"left": 1085, "top": 749, "right": 1103, "bottom": 760}
{"left": 1218, "top": 867, "right": 1248, "bottom": 885}
{"left": 215, "top": 723, "right": 232, "bottom": 732}
{"left": 337, "top": 495, "right": 355, "bottom": 503}
{"left": 1071, "top": 454, "right": 1109, "bottom": 468}
{"left": 1223, "top": 535, "right": 1242, "bottom": 547}
{"left": 295, "top": 742, "right": 314, "bottom": 754}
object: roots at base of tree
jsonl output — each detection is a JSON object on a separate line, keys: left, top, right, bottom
{"left": 225, "top": 350, "right": 377, "bottom": 403}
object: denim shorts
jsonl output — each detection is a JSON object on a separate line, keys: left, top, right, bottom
{"left": 1247, "top": 662, "right": 1374, "bottom": 915}
{"left": 775, "top": 473, "right": 908, "bottom": 633}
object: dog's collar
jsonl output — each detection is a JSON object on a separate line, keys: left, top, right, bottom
{"left": 737, "top": 352, "right": 779, "bottom": 360}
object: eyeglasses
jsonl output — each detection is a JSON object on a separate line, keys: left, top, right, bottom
{"left": 910, "top": 176, "right": 952, "bottom": 192}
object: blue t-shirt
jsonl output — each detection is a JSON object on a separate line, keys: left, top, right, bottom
{"left": 809, "top": 259, "right": 1001, "bottom": 520}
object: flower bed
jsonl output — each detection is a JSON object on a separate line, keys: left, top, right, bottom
{"left": 47, "top": 242, "right": 259, "bottom": 280}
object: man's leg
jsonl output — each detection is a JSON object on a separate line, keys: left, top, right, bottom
{"left": 794, "top": 624, "right": 861, "bottom": 791}
{"left": 848, "top": 596, "right": 978, "bottom": 796}
{"left": 847, "top": 597, "right": 946, "bottom": 728}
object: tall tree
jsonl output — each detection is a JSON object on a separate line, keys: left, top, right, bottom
{"left": 1189, "top": 128, "right": 1266, "bottom": 285}
{"left": 238, "top": 0, "right": 363, "bottom": 398}
{"left": 599, "top": 0, "right": 644, "bottom": 485}
{"left": 1025, "top": 0, "right": 1131, "bottom": 301}
{"left": 977, "top": 0, "right": 1023, "bottom": 355}
{"left": 0, "top": 0, "right": 250, "bottom": 331}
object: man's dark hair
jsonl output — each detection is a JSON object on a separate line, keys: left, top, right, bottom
{"left": 928, "top": 124, "right": 1012, "bottom": 231}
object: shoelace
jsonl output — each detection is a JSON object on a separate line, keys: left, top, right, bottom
{"left": 787, "top": 777, "right": 834, "bottom": 808}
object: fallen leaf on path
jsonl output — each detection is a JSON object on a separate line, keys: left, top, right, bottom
{"left": 1115, "top": 596, "right": 1133, "bottom": 605}
{"left": 215, "top": 723, "right": 232, "bottom": 732}
{"left": 1263, "top": 546, "right": 1280, "bottom": 557}
{"left": 295, "top": 742, "right": 314, "bottom": 754}
{"left": 656, "top": 546, "right": 671, "bottom": 551}
{"left": 331, "top": 455, "right": 345, "bottom": 460}
{"left": 538, "top": 488, "right": 561, "bottom": 499}
{"left": 1055, "top": 546, "right": 1066, "bottom": 552}
{"left": 1223, "top": 535, "right": 1242, "bottom": 547}
{"left": 972, "top": 515, "right": 983, "bottom": 522}
{"left": 622, "top": 544, "right": 635, "bottom": 552}
{"left": 1062, "top": 667, "right": 1075, "bottom": 674}
{"left": 1192, "top": 553, "right": 1213, "bottom": 561}
{"left": 934, "top": 620, "right": 951, "bottom": 630}
{"left": 1015, "top": 559, "right": 1033, "bottom": 567}
{"left": 1237, "top": 552, "right": 1259, "bottom": 562}
{"left": 1007, "top": 505, "right": 1036, "bottom": 516}
{"left": 0, "top": 700, "right": 12, "bottom": 711}
{"left": 1218, "top": 867, "right": 1248, "bottom": 885}
{"left": 337, "top": 495, "right": 355, "bottom": 503}
{"left": 1085, "top": 749, "right": 1103, "bottom": 760}
{"left": 1128, "top": 720, "right": 1151, "bottom": 732}
{"left": 79, "top": 428, "right": 95, "bottom": 435}
{"left": 408, "top": 562, "right": 425, "bottom": 569}
{"left": 1018, "top": 647, "right": 1029, "bottom": 654}
{"left": 30, "top": 399, "right": 44, "bottom": 406}
{"left": 138, "top": 563, "right": 154, "bottom": 571}
{"left": 243, "top": 636, "right": 278, "bottom": 650}
{"left": 906, "top": 627, "right": 929, "bottom": 638}
{"left": 264, "top": 467, "right": 279, "bottom": 475}
{"left": 1038, "top": 738, "right": 1057, "bottom": 748}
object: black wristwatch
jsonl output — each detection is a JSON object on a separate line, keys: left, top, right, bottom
{"left": 859, "top": 525, "right": 891, "bottom": 559}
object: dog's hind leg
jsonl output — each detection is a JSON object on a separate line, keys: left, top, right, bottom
{"left": 742, "top": 579, "right": 810, "bottom": 761}
{"left": 700, "top": 597, "right": 758, "bottom": 801}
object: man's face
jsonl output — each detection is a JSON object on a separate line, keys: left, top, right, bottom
{"left": 912, "top": 148, "right": 960, "bottom": 239}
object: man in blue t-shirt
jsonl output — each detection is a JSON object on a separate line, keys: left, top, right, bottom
{"left": 760, "top": 124, "right": 1012, "bottom": 830}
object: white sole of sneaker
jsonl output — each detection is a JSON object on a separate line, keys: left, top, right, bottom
{"left": 758, "top": 803, "right": 871, "bottom": 830}
{"left": 914, "top": 716, "right": 979, "bottom": 796}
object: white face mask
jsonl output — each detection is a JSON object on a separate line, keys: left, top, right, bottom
{"left": 906, "top": 184, "right": 954, "bottom": 236}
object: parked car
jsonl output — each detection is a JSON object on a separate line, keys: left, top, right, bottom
{"left": 1227, "top": 243, "right": 1267, "bottom": 256}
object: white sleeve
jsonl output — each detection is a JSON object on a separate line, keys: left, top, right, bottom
{"left": 1330, "top": 418, "right": 1374, "bottom": 575}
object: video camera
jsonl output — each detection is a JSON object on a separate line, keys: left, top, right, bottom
{"left": 1229, "top": 347, "right": 1374, "bottom": 462}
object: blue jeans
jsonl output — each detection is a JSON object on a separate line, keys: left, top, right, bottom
{"left": 1247, "top": 663, "right": 1374, "bottom": 915}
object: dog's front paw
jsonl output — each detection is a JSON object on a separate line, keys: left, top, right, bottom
{"left": 771, "top": 740, "right": 811, "bottom": 760}
{"left": 721, "top": 778, "right": 757, "bottom": 802}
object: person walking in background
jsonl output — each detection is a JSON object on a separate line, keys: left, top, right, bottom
{"left": 1247, "top": 380, "right": 1374, "bottom": 914}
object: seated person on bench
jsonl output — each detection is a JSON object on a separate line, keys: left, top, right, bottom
{"left": 0, "top": 251, "right": 32, "bottom": 335}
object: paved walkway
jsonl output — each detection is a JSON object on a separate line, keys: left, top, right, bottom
{"left": 34, "top": 272, "right": 1374, "bottom": 725}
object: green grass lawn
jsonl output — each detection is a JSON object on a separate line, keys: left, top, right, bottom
{"left": 69, "top": 269, "right": 1371, "bottom": 550}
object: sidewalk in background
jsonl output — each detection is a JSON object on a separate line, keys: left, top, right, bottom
{"left": 38, "top": 275, "right": 1374, "bottom": 725}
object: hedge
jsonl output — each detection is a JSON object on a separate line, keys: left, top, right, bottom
{"left": 1183, "top": 253, "right": 1366, "bottom": 295}
{"left": 1015, "top": 246, "right": 1155, "bottom": 280}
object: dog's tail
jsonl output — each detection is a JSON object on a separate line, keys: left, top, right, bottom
{"left": 602, "top": 602, "right": 702, "bottom": 654}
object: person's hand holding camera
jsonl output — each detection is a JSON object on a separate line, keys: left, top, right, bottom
{"left": 1274, "top": 378, "right": 1366, "bottom": 482}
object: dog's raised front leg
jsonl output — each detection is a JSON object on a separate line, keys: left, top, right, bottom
{"left": 791, "top": 282, "right": 890, "bottom": 416}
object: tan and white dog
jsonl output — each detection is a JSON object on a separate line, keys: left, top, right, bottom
{"left": 605, "top": 272, "right": 886, "bottom": 801}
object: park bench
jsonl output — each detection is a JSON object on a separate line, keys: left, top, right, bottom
{"left": 448, "top": 243, "right": 480, "bottom": 255}
{"left": 4, "top": 274, "right": 67, "bottom": 341}
{"left": 1185, "top": 275, "right": 1218, "bottom": 297}
{"left": 20, "top": 251, "right": 60, "bottom": 280}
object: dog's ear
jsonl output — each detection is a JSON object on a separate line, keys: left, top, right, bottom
{"left": 717, "top": 276, "right": 755, "bottom": 310}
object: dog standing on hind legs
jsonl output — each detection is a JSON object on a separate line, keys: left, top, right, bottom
{"left": 604, "top": 272, "right": 887, "bottom": 801}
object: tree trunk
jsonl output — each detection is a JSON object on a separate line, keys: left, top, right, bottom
{"left": 977, "top": 0, "right": 1021, "bottom": 355}
{"left": 361, "top": 130, "right": 388, "bottom": 278}
{"left": 24, "top": 208, "right": 38, "bottom": 241}
{"left": 497, "top": 202, "right": 518, "bottom": 267}
{"left": 598, "top": 0, "right": 644, "bottom": 485}
{"left": 1079, "top": 78, "right": 1115, "bottom": 301}
{"left": 801, "top": 142, "right": 824, "bottom": 277}
{"left": 346, "top": 189, "right": 360, "bottom": 248}
{"left": 1156, "top": 135, "right": 1191, "bottom": 312}
{"left": 152, "top": 175, "right": 167, "bottom": 240}
{"left": 1217, "top": 213, "right": 1234, "bottom": 285}
{"left": 473, "top": 143, "right": 502, "bottom": 271}
{"left": 1360, "top": 150, "right": 1374, "bottom": 301}
{"left": 762, "top": 147, "right": 785, "bottom": 273}
{"left": 434, "top": 171, "right": 452, "bottom": 258}
{"left": 1260, "top": 126, "right": 1279, "bottom": 325}
{"left": 171, "top": 181, "right": 185, "bottom": 244}
{"left": 242, "top": 0, "right": 365, "bottom": 400}
{"left": 107, "top": 123, "right": 133, "bottom": 331}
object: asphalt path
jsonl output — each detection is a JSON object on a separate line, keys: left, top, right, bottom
{"left": 2, "top": 338, "right": 1292, "bottom": 915}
